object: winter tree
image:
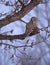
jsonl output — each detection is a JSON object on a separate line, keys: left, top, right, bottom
{"left": 0, "top": 0, "right": 50, "bottom": 65}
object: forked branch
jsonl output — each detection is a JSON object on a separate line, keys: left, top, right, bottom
{"left": 0, "top": 0, "right": 41, "bottom": 28}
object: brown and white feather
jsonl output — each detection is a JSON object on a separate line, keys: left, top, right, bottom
{"left": 26, "top": 17, "right": 38, "bottom": 36}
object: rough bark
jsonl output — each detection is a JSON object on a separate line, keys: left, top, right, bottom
{"left": 0, "top": 0, "right": 41, "bottom": 28}
{"left": 0, "top": 27, "right": 39, "bottom": 40}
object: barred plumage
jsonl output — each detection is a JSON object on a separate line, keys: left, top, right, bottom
{"left": 26, "top": 17, "right": 38, "bottom": 36}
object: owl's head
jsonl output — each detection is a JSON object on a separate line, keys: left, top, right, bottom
{"left": 31, "top": 17, "right": 38, "bottom": 27}
{"left": 31, "top": 17, "right": 38, "bottom": 22}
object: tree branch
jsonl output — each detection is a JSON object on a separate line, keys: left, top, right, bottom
{"left": 0, "top": 0, "right": 41, "bottom": 28}
{"left": 0, "top": 34, "right": 26, "bottom": 40}
{"left": 18, "top": 0, "right": 25, "bottom": 7}
{"left": 0, "top": 42, "right": 32, "bottom": 48}
{"left": 0, "top": 27, "right": 39, "bottom": 40}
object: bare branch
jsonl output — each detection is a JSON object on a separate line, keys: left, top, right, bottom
{"left": 0, "top": 34, "right": 26, "bottom": 40}
{"left": 0, "top": 42, "right": 32, "bottom": 48}
{"left": 0, "top": 17, "right": 39, "bottom": 40}
{"left": 18, "top": 0, "right": 25, "bottom": 7}
{"left": 0, "top": 0, "right": 41, "bottom": 28}
{"left": 0, "top": 27, "right": 39, "bottom": 40}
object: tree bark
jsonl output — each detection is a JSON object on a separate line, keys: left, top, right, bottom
{"left": 0, "top": 0, "right": 41, "bottom": 28}
{"left": 0, "top": 27, "right": 39, "bottom": 40}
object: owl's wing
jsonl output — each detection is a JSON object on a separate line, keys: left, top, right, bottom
{"left": 25, "top": 19, "right": 37, "bottom": 36}
{"left": 26, "top": 22, "right": 34, "bottom": 36}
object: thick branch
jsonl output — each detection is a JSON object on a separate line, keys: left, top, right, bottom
{"left": 0, "top": 34, "right": 26, "bottom": 40}
{"left": 0, "top": 27, "right": 39, "bottom": 40}
{"left": 0, "top": 0, "right": 41, "bottom": 28}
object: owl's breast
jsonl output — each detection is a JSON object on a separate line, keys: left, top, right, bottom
{"left": 26, "top": 24, "right": 34, "bottom": 36}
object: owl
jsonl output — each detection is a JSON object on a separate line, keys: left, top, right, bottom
{"left": 26, "top": 17, "right": 38, "bottom": 36}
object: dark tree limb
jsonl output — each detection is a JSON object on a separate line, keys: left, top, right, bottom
{"left": 0, "top": 0, "right": 41, "bottom": 28}
{"left": 0, "top": 34, "right": 26, "bottom": 40}
{"left": 0, "top": 27, "right": 39, "bottom": 40}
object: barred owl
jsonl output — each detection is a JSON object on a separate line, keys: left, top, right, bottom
{"left": 26, "top": 17, "right": 38, "bottom": 36}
